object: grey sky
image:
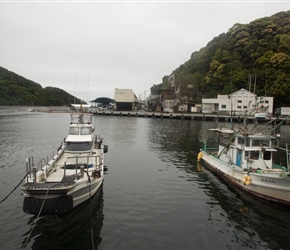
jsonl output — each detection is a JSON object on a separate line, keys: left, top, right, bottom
{"left": 0, "top": 1, "right": 289, "bottom": 102}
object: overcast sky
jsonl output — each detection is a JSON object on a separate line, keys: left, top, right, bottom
{"left": 0, "top": 1, "right": 289, "bottom": 102}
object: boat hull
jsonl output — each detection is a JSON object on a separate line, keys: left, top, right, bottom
{"left": 23, "top": 177, "right": 104, "bottom": 215}
{"left": 201, "top": 150, "right": 290, "bottom": 205}
{"left": 23, "top": 195, "right": 73, "bottom": 215}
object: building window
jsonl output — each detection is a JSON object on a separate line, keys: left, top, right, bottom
{"left": 237, "top": 100, "right": 242, "bottom": 103}
{"left": 243, "top": 106, "right": 247, "bottom": 109}
{"left": 221, "top": 105, "right": 226, "bottom": 109}
{"left": 237, "top": 106, "right": 242, "bottom": 109}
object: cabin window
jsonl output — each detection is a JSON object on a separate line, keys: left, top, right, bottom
{"left": 69, "top": 127, "right": 79, "bottom": 135}
{"left": 219, "top": 133, "right": 234, "bottom": 146}
{"left": 252, "top": 139, "right": 270, "bottom": 147}
{"left": 81, "top": 127, "right": 91, "bottom": 135}
{"left": 250, "top": 151, "right": 259, "bottom": 160}
{"left": 238, "top": 137, "right": 245, "bottom": 145}
{"left": 65, "top": 141, "right": 92, "bottom": 151}
{"left": 263, "top": 151, "right": 271, "bottom": 160}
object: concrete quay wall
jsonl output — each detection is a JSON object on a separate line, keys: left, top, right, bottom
{"left": 94, "top": 110, "right": 282, "bottom": 123}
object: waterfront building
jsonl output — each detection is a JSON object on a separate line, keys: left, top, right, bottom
{"left": 114, "top": 88, "right": 138, "bottom": 111}
{"left": 202, "top": 88, "right": 274, "bottom": 116}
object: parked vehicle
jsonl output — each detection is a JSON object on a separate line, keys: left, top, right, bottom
{"left": 274, "top": 107, "right": 290, "bottom": 117}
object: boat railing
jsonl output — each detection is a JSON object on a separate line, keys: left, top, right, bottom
{"left": 63, "top": 155, "right": 102, "bottom": 180}
{"left": 204, "top": 147, "right": 219, "bottom": 154}
{"left": 70, "top": 113, "right": 93, "bottom": 125}
{"left": 25, "top": 142, "right": 64, "bottom": 183}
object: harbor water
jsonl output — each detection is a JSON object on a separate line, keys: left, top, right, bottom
{"left": 1, "top": 107, "right": 290, "bottom": 249}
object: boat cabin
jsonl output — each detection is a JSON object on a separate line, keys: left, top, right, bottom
{"left": 214, "top": 129, "right": 277, "bottom": 171}
{"left": 64, "top": 113, "right": 95, "bottom": 153}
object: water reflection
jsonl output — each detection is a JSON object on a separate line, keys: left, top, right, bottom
{"left": 196, "top": 162, "right": 290, "bottom": 249}
{"left": 22, "top": 185, "right": 104, "bottom": 250}
{"left": 147, "top": 119, "right": 210, "bottom": 164}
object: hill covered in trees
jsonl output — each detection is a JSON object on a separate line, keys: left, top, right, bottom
{"left": 171, "top": 10, "right": 290, "bottom": 107}
{"left": 0, "top": 66, "right": 82, "bottom": 106}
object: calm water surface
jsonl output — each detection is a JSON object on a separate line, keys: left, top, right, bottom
{"left": 1, "top": 107, "right": 290, "bottom": 250}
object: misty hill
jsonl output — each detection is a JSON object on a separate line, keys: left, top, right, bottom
{"left": 170, "top": 10, "right": 290, "bottom": 107}
{"left": 0, "top": 66, "right": 82, "bottom": 106}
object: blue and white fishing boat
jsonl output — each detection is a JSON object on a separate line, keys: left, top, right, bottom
{"left": 21, "top": 112, "right": 108, "bottom": 215}
{"left": 198, "top": 120, "right": 290, "bottom": 205}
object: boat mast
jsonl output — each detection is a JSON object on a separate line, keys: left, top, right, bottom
{"left": 230, "top": 62, "right": 233, "bottom": 129}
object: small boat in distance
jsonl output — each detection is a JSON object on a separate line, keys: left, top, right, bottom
{"left": 21, "top": 112, "right": 108, "bottom": 215}
{"left": 198, "top": 119, "right": 290, "bottom": 205}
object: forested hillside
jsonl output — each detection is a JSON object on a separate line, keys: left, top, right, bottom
{"left": 0, "top": 67, "right": 82, "bottom": 106}
{"left": 173, "top": 10, "right": 290, "bottom": 107}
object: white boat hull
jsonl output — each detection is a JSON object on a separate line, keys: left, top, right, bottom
{"left": 22, "top": 176, "right": 104, "bottom": 215}
{"left": 68, "top": 176, "right": 104, "bottom": 207}
{"left": 201, "top": 150, "right": 290, "bottom": 205}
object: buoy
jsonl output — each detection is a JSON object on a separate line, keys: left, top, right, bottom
{"left": 242, "top": 178, "right": 247, "bottom": 184}
{"left": 197, "top": 152, "right": 203, "bottom": 162}
{"left": 242, "top": 174, "right": 252, "bottom": 185}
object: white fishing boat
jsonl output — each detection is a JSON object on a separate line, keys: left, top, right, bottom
{"left": 198, "top": 120, "right": 290, "bottom": 205}
{"left": 21, "top": 112, "right": 108, "bottom": 215}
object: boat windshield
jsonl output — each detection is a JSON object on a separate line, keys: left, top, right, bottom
{"left": 69, "top": 127, "right": 79, "bottom": 135}
{"left": 65, "top": 141, "right": 92, "bottom": 151}
{"left": 81, "top": 127, "right": 91, "bottom": 135}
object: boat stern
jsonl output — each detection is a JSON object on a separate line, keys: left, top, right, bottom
{"left": 23, "top": 195, "right": 73, "bottom": 215}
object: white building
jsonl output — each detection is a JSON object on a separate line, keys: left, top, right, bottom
{"left": 114, "top": 88, "right": 138, "bottom": 111}
{"left": 202, "top": 88, "right": 274, "bottom": 116}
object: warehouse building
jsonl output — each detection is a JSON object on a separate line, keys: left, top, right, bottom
{"left": 114, "top": 88, "right": 138, "bottom": 111}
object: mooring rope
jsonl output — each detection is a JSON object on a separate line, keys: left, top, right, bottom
{"left": 84, "top": 170, "right": 95, "bottom": 250}
{"left": 21, "top": 188, "right": 50, "bottom": 249}
{"left": 0, "top": 174, "right": 27, "bottom": 205}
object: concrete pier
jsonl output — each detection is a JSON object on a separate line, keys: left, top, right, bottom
{"left": 94, "top": 110, "right": 281, "bottom": 123}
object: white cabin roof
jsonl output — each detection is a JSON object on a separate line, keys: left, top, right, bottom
{"left": 66, "top": 134, "right": 92, "bottom": 142}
